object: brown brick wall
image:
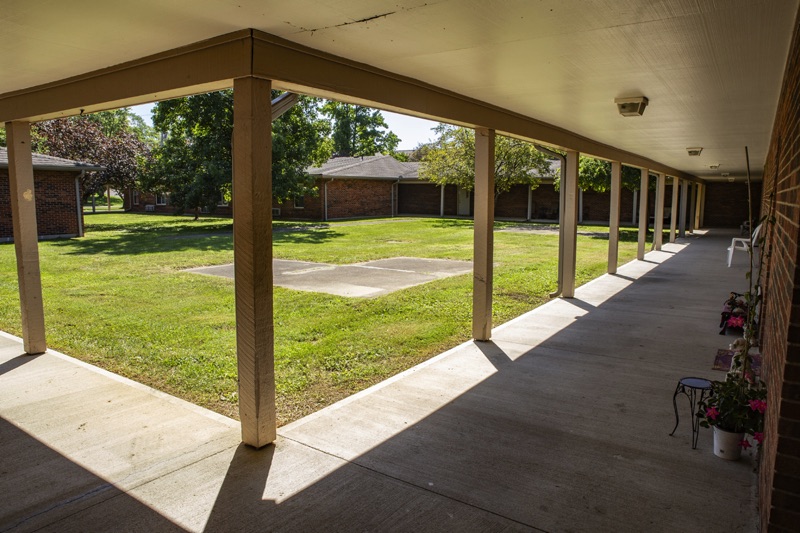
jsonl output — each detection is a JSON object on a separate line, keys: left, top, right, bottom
{"left": 0, "top": 169, "right": 82, "bottom": 240}
{"left": 326, "top": 179, "right": 394, "bottom": 220}
{"left": 758, "top": 7, "right": 800, "bottom": 530}
{"left": 398, "top": 183, "right": 442, "bottom": 215}
{"left": 704, "top": 182, "right": 762, "bottom": 228}
{"left": 495, "top": 184, "right": 529, "bottom": 219}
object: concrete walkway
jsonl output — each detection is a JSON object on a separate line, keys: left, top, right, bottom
{"left": 186, "top": 257, "right": 473, "bottom": 298}
{"left": 0, "top": 229, "right": 758, "bottom": 532}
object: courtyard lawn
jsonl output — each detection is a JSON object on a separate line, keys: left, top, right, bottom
{"left": 0, "top": 213, "right": 645, "bottom": 425}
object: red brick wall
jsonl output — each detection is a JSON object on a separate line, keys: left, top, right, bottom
{"left": 0, "top": 169, "right": 82, "bottom": 240}
{"left": 758, "top": 7, "right": 800, "bottom": 531}
{"left": 326, "top": 179, "right": 394, "bottom": 220}
{"left": 704, "top": 182, "right": 762, "bottom": 228}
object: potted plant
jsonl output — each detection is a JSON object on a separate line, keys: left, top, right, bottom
{"left": 697, "top": 366, "right": 766, "bottom": 460}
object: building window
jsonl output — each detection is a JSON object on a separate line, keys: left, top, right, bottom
{"left": 132, "top": 190, "right": 139, "bottom": 206}
{"left": 293, "top": 196, "right": 305, "bottom": 209}
{"left": 156, "top": 193, "right": 168, "bottom": 206}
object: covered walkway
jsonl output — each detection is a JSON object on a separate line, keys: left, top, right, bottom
{"left": 1, "top": 229, "right": 758, "bottom": 532}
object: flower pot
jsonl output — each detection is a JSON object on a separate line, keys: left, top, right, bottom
{"left": 713, "top": 426, "right": 744, "bottom": 460}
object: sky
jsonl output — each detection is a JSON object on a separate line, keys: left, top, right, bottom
{"left": 128, "top": 103, "right": 441, "bottom": 151}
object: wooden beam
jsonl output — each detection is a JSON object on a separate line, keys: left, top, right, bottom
{"left": 608, "top": 161, "right": 621, "bottom": 274}
{"left": 6, "top": 121, "right": 46, "bottom": 354}
{"left": 670, "top": 177, "right": 679, "bottom": 243}
{"left": 637, "top": 168, "right": 649, "bottom": 260}
{"left": 233, "top": 77, "right": 276, "bottom": 448}
{"left": 653, "top": 173, "right": 665, "bottom": 250}
{"left": 472, "top": 128, "right": 495, "bottom": 341}
{"left": 679, "top": 180, "right": 688, "bottom": 238}
{"left": 562, "top": 151, "right": 579, "bottom": 298}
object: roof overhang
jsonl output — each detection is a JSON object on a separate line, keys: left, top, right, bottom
{"left": 0, "top": 30, "right": 699, "bottom": 183}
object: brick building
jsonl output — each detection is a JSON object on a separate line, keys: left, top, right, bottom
{"left": 0, "top": 148, "right": 99, "bottom": 242}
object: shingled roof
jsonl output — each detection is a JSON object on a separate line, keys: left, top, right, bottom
{"left": 0, "top": 147, "right": 103, "bottom": 172}
{"left": 307, "top": 155, "right": 416, "bottom": 180}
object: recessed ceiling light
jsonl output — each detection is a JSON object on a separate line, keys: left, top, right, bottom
{"left": 728, "top": 177, "right": 735, "bottom": 183}
{"left": 687, "top": 147, "right": 703, "bottom": 156}
{"left": 721, "top": 172, "right": 730, "bottom": 177}
{"left": 615, "top": 96, "right": 648, "bottom": 117}
{"left": 709, "top": 164, "right": 720, "bottom": 170}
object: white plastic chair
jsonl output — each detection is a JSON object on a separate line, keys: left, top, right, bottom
{"left": 727, "top": 223, "right": 761, "bottom": 267}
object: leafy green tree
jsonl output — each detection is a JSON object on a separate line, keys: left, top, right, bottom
{"left": 143, "top": 90, "right": 332, "bottom": 214}
{"left": 322, "top": 102, "right": 399, "bottom": 157}
{"left": 32, "top": 115, "right": 150, "bottom": 204}
{"left": 420, "top": 125, "right": 553, "bottom": 200}
{"left": 578, "top": 157, "right": 643, "bottom": 192}
{"left": 0, "top": 127, "right": 5, "bottom": 147}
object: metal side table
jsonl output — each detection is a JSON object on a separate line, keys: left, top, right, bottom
{"left": 669, "top": 377, "right": 713, "bottom": 449}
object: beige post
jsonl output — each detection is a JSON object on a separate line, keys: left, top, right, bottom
{"left": 637, "top": 168, "right": 649, "bottom": 260}
{"left": 694, "top": 183, "right": 703, "bottom": 229}
{"left": 608, "top": 161, "right": 621, "bottom": 274}
{"left": 653, "top": 173, "right": 665, "bottom": 250}
{"left": 472, "top": 128, "right": 495, "bottom": 341}
{"left": 7, "top": 121, "right": 47, "bottom": 355}
{"left": 562, "top": 150, "right": 579, "bottom": 297}
{"left": 698, "top": 183, "right": 706, "bottom": 228}
{"left": 669, "top": 177, "right": 679, "bottom": 242}
{"left": 233, "top": 77, "right": 276, "bottom": 447}
{"left": 679, "top": 179, "right": 688, "bottom": 238}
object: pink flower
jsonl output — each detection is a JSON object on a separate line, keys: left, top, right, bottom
{"left": 754, "top": 432, "right": 764, "bottom": 444}
{"left": 740, "top": 439, "right": 752, "bottom": 450}
{"left": 749, "top": 399, "right": 767, "bottom": 413}
{"left": 706, "top": 407, "right": 719, "bottom": 420}
{"left": 727, "top": 316, "right": 745, "bottom": 328}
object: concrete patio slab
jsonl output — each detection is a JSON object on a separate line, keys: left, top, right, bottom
{"left": 186, "top": 256, "right": 473, "bottom": 297}
{"left": 0, "top": 229, "right": 758, "bottom": 532}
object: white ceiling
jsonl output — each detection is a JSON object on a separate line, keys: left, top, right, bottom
{"left": 1, "top": 0, "right": 797, "bottom": 181}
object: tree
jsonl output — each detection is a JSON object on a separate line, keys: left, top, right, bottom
{"left": 32, "top": 114, "right": 151, "bottom": 204}
{"left": 419, "top": 125, "right": 553, "bottom": 200}
{"left": 321, "top": 102, "right": 399, "bottom": 157}
{"left": 143, "top": 90, "right": 332, "bottom": 214}
{"left": 578, "top": 157, "right": 643, "bottom": 192}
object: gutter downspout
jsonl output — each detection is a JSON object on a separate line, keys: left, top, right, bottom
{"left": 535, "top": 145, "right": 566, "bottom": 298}
{"left": 75, "top": 171, "right": 85, "bottom": 237}
{"left": 323, "top": 177, "right": 334, "bottom": 221}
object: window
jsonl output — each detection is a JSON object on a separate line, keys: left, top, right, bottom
{"left": 293, "top": 196, "right": 305, "bottom": 209}
{"left": 156, "top": 193, "right": 168, "bottom": 206}
{"left": 132, "top": 190, "right": 139, "bottom": 206}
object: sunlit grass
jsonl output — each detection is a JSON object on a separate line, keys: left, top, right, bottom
{"left": 0, "top": 213, "right": 644, "bottom": 424}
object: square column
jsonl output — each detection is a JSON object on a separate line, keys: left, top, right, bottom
{"left": 688, "top": 182, "right": 698, "bottom": 232}
{"left": 233, "top": 77, "right": 276, "bottom": 448}
{"left": 562, "top": 151, "right": 579, "bottom": 297}
{"left": 637, "top": 168, "right": 649, "bottom": 260}
{"left": 472, "top": 128, "right": 495, "bottom": 341}
{"left": 6, "top": 121, "right": 46, "bottom": 355}
{"left": 653, "top": 173, "right": 666, "bottom": 250}
{"left": 679, "top": 179, "right": 688, "bottom": 238}
{"left": 669, "top": 177, "right": 679, "bottom": 242}
{"left": 607, "top": 161, "right": 621, "bottom": 274}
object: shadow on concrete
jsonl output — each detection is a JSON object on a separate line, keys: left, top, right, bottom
{"left": 0, "top": 418, "right": 186, "bottom": 532}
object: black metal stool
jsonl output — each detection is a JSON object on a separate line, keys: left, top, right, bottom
{"left": 669, "top": 377, "right": 713, "bottom": 449}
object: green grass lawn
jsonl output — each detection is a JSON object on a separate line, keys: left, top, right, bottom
{"left": 0, "top": 213, "right": 646, "bottom": 425}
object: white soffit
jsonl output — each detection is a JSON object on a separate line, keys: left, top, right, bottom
{"left": 1, "top": 0, "right": 797, "bottom": 181}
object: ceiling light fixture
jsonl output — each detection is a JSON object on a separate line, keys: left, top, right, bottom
{"left": 687, "top": 147, "right": 703, "bottom": 156}
{"left": 614, "top": 96, "right": 649, "bottom": 117}
{"left": 721, "top": 172, "right": 730, "bottom": 177}
{"left": 728, "top": 177, "right": 735, "bottom": 183}
{"left": 709, "top": 164, "right": 720, "bottom": 170}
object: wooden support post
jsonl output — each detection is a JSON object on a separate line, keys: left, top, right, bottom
{"left": 440, "top": 184, "right": 445, "bottom": 217}
{"left": 697, "top": 183, "right": 706, "bottom": 228}
{"left": 562, "top": 150, "right": 579, "bottom": 298}
{"left": 472, "top": 128, "right": 495, "bottom": 341}
{"left": 669, "top": 177, "right": 679, "bottom": 243}
{"left": 688, "top": 182, "right": 697, "bottom": 232}
{"left": 608, "top": 161, "right": 621, "bottom": 274}
{"left": 7, "top": 121, "right": 47, "bottom": 355}
{"left": 653, "top": 173, "right": 665, "bottom": 250}
{"left": 679, "top": 179, "right": 688, "bottom": 238}
{"left": 233, "top": 77, "right": 276, "bottom": 448}
{"left": 637, "top": 168, "right": 649, "bottom": 260}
